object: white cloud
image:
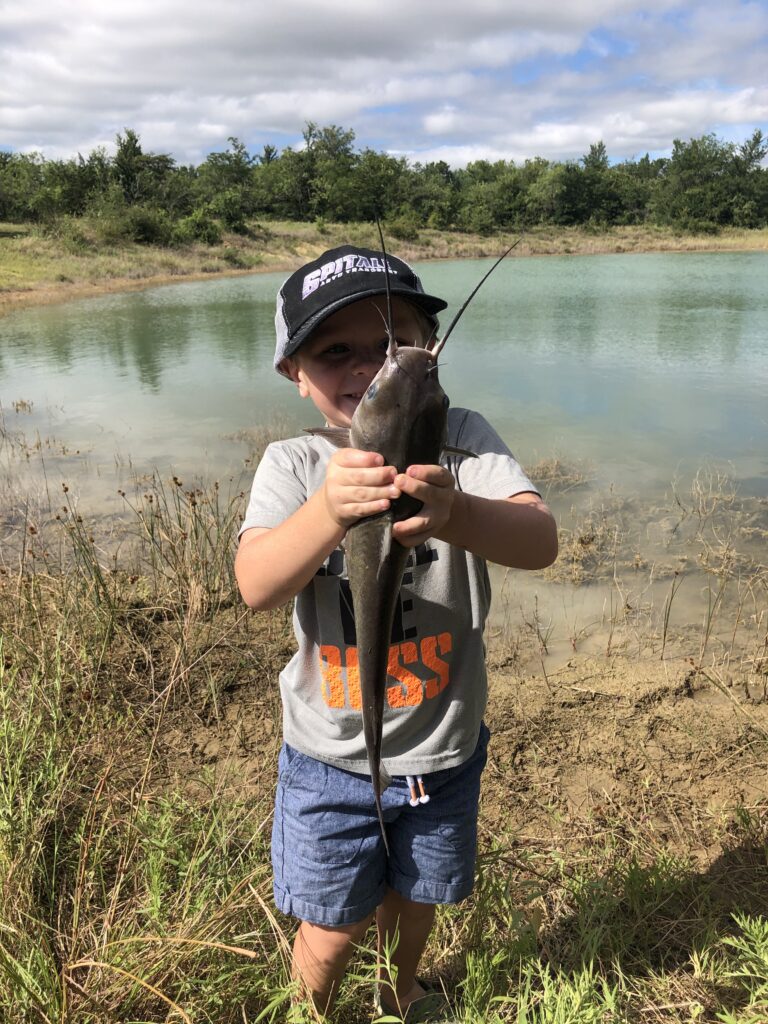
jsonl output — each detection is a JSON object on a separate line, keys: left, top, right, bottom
{"left": 0, "top": 0, "right": 765, "bottom": 165}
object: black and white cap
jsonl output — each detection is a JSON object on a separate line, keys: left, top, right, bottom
{"left": 274, "top": 245, "right": 448, "bottom": 376}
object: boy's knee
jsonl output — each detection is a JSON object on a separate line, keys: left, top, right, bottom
{"left": 298, "top": 914, "right": 374, "bottom": 956}
{"left": 381, "top": 887, "right": 435, "bottom": 920}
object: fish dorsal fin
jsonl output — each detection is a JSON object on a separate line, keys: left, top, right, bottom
{"left": 304, "top": 427, "right": 352, "bottom": 447}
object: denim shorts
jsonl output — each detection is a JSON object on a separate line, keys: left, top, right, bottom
{"left": 272, "top": 724, "right": 489, "bottom": 927}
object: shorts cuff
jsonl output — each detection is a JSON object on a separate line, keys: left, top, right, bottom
{"left": 388, "top": 870, "right": 474, "bottom": 905}
{"left": 273, "top": 880, "right": 386, "bottom": 927}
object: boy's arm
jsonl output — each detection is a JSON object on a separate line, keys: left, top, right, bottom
{"left": 441, "top": 490, "right": 558, "bottom": 569}
{"left": 391, "top": 464, "right": 558, "bottom": 569}
{"left": 236, "top": 449, "right": 399, "bottom": 610}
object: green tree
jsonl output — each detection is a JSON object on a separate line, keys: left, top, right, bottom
{"left": 114, "top": 129, "right": 144, "bottom": 204}
{"left": 265, "top": 146, "right": 314, "bottom": 219}
{"left": 525, "top": 162, "right": 587, "bottom": 225}
{"left": 0, "top": 152, "right": 45, "bottom": 220}
{"left": 342, "top": 148, "right": 408, "bottom": 222}
{"left": 729, "top": 129, "right": 768, "bottom": 227}
{"left": 653, "top": 133, "right": 733, "bottom": 230}
{"left": 113, "top": 129, "right": 178, "bottom": 210}
{"left": 406, "top": 161, "right": 458, "bottom": 229}
{"left": 456, "top": 181, "right": 497, "bottom": 234}
{"left": 583, "top": 140, "right": 609, "bottom": 172}
{"left": 195, "top": 137, "right": 255, "bottom": 230}
{"left": 302, "top": 123, "right": 358, "bottom": 219}
{"left": 581, "top": 141, "right": 613, "bottom": 224}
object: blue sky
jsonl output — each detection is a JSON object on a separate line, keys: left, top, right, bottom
{"left": 1, "top": 0, "right": 766, "bottom": 167}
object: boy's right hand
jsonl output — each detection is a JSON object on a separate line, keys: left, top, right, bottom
{"left": 322, "top": 449, "right": 400, "bottom": 529}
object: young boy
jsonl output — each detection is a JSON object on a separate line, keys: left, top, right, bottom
{"left": 235, "top": 245, "right": 557, "bottom": 1021}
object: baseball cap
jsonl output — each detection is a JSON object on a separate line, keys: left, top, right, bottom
{"left": 274, "top": 245, "right": 448, "bottom": 376}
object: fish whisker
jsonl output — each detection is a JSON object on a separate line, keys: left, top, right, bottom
{"left": 431, "top": 235, "right": 523, "bottom": 360}
{"left": 376, "top": 218, "right": 397, "bottom": 356}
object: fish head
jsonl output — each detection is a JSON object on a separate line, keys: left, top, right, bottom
{"left": 350, "top": 345, "right": 449, "bottom": 466}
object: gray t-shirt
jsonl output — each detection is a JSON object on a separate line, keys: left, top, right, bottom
{"left": 240, "top": 408, "right": 537, "bottom": 776}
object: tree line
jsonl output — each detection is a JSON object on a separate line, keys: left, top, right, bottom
{"left": 1, "top": 123, "right": 766, "bottom": 245}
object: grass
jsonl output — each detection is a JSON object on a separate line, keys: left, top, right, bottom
{"left": 1, "top": 220, "right": 767, "bottom": 315}
{"left": 1, "top": 440, "right": 767, "bottom": 1020}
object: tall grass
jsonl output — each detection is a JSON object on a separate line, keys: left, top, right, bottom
{"left": 0, "top": 476, "right": 299, "bottom": 1022}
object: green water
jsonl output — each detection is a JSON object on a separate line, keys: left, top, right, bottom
{"left": 1, "top": 251, "right": 767, "bottom": 510}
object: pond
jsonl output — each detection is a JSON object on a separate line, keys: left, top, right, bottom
{"left": 2, "top": 250, "right": 766, "bottom": 657}
{"left": 2, "top": 250, "right": 766, "bottom": 506}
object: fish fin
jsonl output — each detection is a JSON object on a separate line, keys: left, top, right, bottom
{"left": 443, "top": 444, "right": 478, "bottom": 459}
{"left": 379, "top": 762, "right": 392, "bottom": 792}
{"left": 304, "top": 427, "right": 352, "bottom": 447}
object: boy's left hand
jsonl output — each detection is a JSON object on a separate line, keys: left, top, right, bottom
{"left": 391, "top": 465, "right": 455, "bottom": 547}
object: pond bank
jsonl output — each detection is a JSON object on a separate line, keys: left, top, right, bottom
{"left": 2, "top": 220, "right": 767, "bottom": 316}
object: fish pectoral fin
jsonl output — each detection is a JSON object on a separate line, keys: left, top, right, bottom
{"left": 304, "top": 427, "right": 352, "bottom": 447}
{"left": 443, "top": 444, "right": 478, "bottom": 459}
{"left": 379, "top": 762, "right": 392, "bottom": 792}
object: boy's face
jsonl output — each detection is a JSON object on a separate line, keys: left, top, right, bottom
{"left": 283, "top": 296, "right": 429, "bottom": 428}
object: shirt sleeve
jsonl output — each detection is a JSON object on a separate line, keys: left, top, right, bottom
{"left": 449, "top": 409, "right": 540, "bottom": 500}
{"left": 239, "top": 441, "right": 308, "bottom": 536}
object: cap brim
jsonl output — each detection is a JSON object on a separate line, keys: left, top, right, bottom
{"left": 276, "top": 286, "right": 448, "bottom": 372}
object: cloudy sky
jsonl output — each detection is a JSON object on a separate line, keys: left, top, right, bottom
{"left": 2, "top": 0, "right": 767, "bottom": 167}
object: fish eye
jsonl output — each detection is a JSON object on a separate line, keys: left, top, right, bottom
{"left": 366, "top": 382, "right": 378, "bottom": 400}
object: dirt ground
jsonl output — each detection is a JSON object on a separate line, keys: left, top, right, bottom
{"left": 483, "top": 655, "right": 767, "bottom": 845}
{"left": 156, "top": 631, "right": 768, "bottom": 859}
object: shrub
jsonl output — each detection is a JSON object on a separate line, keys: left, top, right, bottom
{"left": 124, "top": 205, "right": 174, "bottom": 246}
{"left": 207, "top": 187, "right": 248, "bottom": 233}
{"left": 388, "top": 210, "right": 421, "bottom": 242}
{"left": 172, "top": 207, "right": 222, "bottom": 246}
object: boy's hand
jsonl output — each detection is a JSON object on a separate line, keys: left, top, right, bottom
{"left": 323, "top": 448, "right": 399, "bottom": 528}
{"left": 391, "top": 465, "right": 456, "bottom": 547}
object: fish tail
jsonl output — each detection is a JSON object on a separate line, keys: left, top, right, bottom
{"left": 372, "top": 760, "right": 391, "bottom": 855}
{"left": 374, "top": 789, "right": 390, "bottom": 857}
{"left": 367, "top": 748, "right": 392, "bottom": 855}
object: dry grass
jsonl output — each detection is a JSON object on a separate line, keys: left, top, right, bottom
{"left": 2, "top": 221, "right": 767, "bottom": 316}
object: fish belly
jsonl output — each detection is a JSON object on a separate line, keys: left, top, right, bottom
{"left": 346, "top": 516, "right": 410, "bottom": 847}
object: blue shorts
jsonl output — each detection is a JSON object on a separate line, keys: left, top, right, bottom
{"left": 271, "top": 724, "right": 489, "bottom": 927}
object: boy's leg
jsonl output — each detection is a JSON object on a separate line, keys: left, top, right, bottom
{"left": 376, "top": 888, "right": 436, "bottom": 1010}
{"left": 293, "top": 915, "right": 374, "bottom": 1015}
{"left": 377, "top": 726, "right": 491, "bottom": 1013}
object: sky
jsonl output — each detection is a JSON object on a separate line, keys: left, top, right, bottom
{"left": 1, "top": 0, "right": 767, "bottom": 168}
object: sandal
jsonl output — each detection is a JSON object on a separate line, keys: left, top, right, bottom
{"left": 374, "top": 977, "right": 456, "bottom": 1023}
